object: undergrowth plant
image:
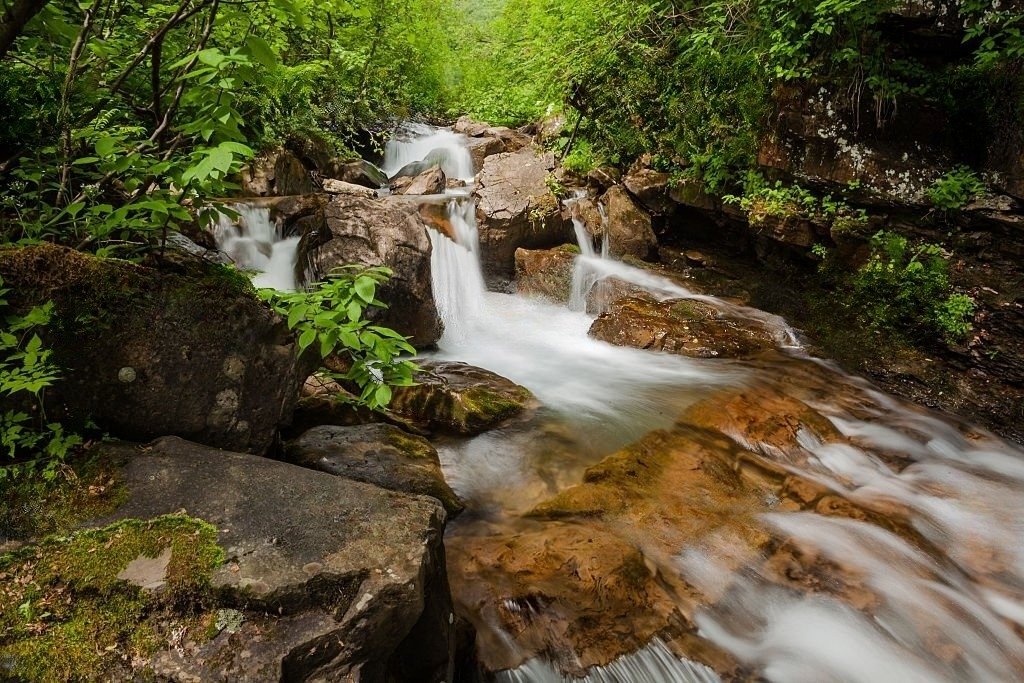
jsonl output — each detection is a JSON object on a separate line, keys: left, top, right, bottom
{"left": 258, "top": 267, "right": 417, "bottom": 410}
{"left": 851, "top": 231, "right": 975, "bottom": 343}
{"left": 0, "top": 277, "right": 82, "bottom": 481}
{"left": 926, "top": 167, "right": 986, "bottom": 211}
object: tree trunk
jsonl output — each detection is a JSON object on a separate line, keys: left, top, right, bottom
{"left": 0, "top": 0, "right": 49, "bottom": 58}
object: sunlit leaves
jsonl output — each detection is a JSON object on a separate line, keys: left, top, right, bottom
{"left": 258, "top": 266, "right": 418, "bottom": 411}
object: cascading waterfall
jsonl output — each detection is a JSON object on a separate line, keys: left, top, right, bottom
{"left": 426, "top": 198, "right": 487, "bottom": 342}
{"left": 213, "top": 204, "right": 299, "bottom": 291}
{"left": 393, "top": 123, "right": 1024, "bottom": 683}
{"left": 382, "top": 122, "right": 476, "bottom": 182}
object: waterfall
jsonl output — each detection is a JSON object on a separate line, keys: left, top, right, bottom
{"left": 214, "top": 204, "right": 299, "bottom": 291}
{"left": 496, "top": 639, "right": 721, "bottom": 683}
{"left": 427, "top": 198, "right": 487, "bottom": 342}
{"left": 382, "top": 122, "right": 476, "bottom": 181}
{"left": 391, "top": 123, "right": 1024, "bottom": 683}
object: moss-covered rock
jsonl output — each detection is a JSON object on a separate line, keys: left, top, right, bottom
{"left": 389, "top": 360, "right": 533, "bottom": 435}
{"left": 0, "top": 514, "right": 223, "bottom": 683}
{"left": 0, "top": 244, "right": 313, "bottom": 454}
{"left": 0, "top": 444, "right": 127, "bottom": 544}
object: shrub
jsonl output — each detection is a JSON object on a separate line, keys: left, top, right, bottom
{"left": 926, "top": 167, "right": 986, "bottom": 210}
{"left": 0, "top": 277, "right": 82, "bottom": 481}
{"left": 258, "top": 267, "right": 417, "bottom": 410}
{"left": 852, "top": 232, "right": 975, "bottom": 343}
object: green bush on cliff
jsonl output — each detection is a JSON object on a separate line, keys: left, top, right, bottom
{"left": 259, "top": 266, "right": 418, "bottom": 410}
{"left": 851, "top": 232, "right": 975, "bottom": 344}
{"left": 453, "top": 0, "right": 1024, "bottom": 193}
{"left": 927, "top": 167, "right": 986, "bottom": 211}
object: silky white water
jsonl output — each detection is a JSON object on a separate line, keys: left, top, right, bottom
{"left": 213, "top": 204, "right": 299, "bottom": 290}
{"left": 394, "top": 124, "right": 1024, "bottom": 682}
{"left": 381, "top": 122, "right": 476, "bottom": 181}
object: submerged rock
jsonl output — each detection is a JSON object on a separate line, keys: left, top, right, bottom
{"left": 589, "top": 295, "right": 775, "bottom": 359}
{"left": 0, "top": 245, "right": 311, "bottom": 454}
{"left": 474, "top": 148, "right": 571, "bottom": 283}
{"left": 299, "top": 194, "right": 442, "bottom": 347}
{"left": 389, "top": 360, "right": 533, "bottom": 435}
{"left": 96, "top": 437, "right": 455, "bottom": 682}
{"left": 287, "top": 423, "right": 464, "bottom": 516}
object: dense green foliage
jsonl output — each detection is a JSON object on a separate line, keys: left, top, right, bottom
{"left": 454, "top": 0, "right": 1024, "bottom": 191}
{"left": 927, "top": 167, "right": 987, "bottom": 210}
{"left": 817, "top": 232, "right": 976, "bottom": 344}
{"left": 259, "top": 266, "right": 418, "bottom": 410}
{"left": 0, "top": 0, "right": 457, "bottom": 253}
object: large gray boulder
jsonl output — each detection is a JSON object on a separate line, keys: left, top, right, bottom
{"left": 474, "top": 148, "right": 571, "bottom": 283}
{"left": 298, "top": 194, "right": 442, "bottom": 348}
{"left": 288, "top": 423, "right": 464, "bottom": 516}
{"left": 0, "top": 245, "right": 311, "bottom": 455}
{"left": 95, "top": 437, "right": 455, "bottom": 682}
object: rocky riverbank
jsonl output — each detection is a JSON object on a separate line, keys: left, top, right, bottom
{"left": 3, "top": 112, "right": 1024, "bottom": 682}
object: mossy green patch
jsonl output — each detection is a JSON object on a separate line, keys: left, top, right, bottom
{"left": 0, "top": 514, "right": 224, "bottom": 682}
{"left": 384, "top": 430, "right": 437, "bottom": 461}
{"left": 1, "top": 443, "right": 128, "bottom": 542}
{"left": 461, "top": 386, "right": 531, "bottom": 429}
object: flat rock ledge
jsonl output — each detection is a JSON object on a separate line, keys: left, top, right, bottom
{"left": 95, "top": 436, "right": 455, "bottom": 682}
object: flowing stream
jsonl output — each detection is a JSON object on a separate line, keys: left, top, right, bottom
{"left": 393, "top": 126, "right": 1024, "bottom": 682}
{"left": 218, "top": 125, "right": 1024, "bottom": 681}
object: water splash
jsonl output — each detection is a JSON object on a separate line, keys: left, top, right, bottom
{"left": 565, "top": 208, "right": 801, "bottom": 348}
{"left": 496, "top": 639, "right": 721, "bottom": 683}
{"left": 382, "top": 122, "right": 476, "bottom": 181}
{"left": 213, "top": 204, "right": 298, "bottom": 291}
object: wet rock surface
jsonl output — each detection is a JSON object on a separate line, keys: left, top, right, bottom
{"left": 0, "top": 244, "right": 311, "bottom": 455}
{"left": 449, "top": 353, "right": 1023, "bottom": 679}
{"left": 474, "top": 148, "right": 570, "bottom": 282}
{"left": 392, "top": 165, "right": 447, "bottom": 196}
{"left": 389, "top": 360, "right": 533, "bottom": 435}
{"left": 327, "top": 158, "right": 389, "bottom": 189}
{"left": 288, "top": 423, "right": 464, "bottom": 516}
{"left": 589, "top": 295, "right": 776, "bottom": 359}
{"left": 514, "top": 245, "right": 578, "bottom": 303}
{"left": 299, "top": 194, "right": 442, "bottom": 347}
{"left": 96, "top": 436, "right": 455, "bottom": 682}
{"left": 602, "top": 185, "right": 658, "bottom": 260}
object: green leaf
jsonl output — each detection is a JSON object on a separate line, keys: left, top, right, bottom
{"left": 354, "top": 276, "right": 376, "bottom": 304}
{"left": 298, "top": 328, "right": 317, "bottom": 351}
{"left": 245, "top": 36, "right": 278, "bottom": 69}
{"left": 287, "top": 304, "right": 309, "bottom": 329}
{"left": 95, "top": 136, "right": 116, "bottom": 157}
